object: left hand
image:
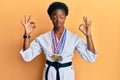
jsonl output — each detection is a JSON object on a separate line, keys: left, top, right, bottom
{"left": 79, "top": 16, "right": 92, "bottom": 36}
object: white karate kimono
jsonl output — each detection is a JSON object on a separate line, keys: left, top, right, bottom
{"left": 20, "top": 30, "right": 97, "bottom": 80}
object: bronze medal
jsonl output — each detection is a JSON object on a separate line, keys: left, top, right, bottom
{"left": 57, "top": 56, "right": 63, "bottom": 61}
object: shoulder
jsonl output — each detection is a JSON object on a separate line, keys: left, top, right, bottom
{"left": 67, "top": 29, "right": 84, "bottom": 42}
{"left": 67, "top": 29, "right": 79, "bottom": 39}
{"left": 36, "top": 31, "right": 52, "bottom": 40}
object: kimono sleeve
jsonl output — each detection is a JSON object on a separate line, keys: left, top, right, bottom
{"left": 20, "top": 37, "right": 42, "bottom": 62}
{"left": 75, "top": 37, "right": 98, "bottom": 63}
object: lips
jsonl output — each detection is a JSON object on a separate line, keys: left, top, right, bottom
{"left": 56, "top": 23, "right": 61, "bottom": 27}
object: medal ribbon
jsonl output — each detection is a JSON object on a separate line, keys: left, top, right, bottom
{"left": 52, "top": 28, "right": 67, "bottom": 54}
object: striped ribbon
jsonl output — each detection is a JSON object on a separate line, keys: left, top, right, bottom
{"left": 52, "top": 28, "right": 67, "bottom": 54}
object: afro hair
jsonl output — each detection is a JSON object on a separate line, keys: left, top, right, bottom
{"left": 47, "top": 2, "right": 69, "bottom": 17}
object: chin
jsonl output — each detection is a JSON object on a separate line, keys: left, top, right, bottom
{"left": 55, "top": 25, "right": 61, "bottom": 28}
{"left": 54, "top": 24, "right": 63, "bottom": 29}
{"left": 57, "top": 26, "right": 62, "bottom": 28}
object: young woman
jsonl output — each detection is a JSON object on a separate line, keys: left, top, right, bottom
{"left": 20, "top": 2, "right": 97, "bottom": 80}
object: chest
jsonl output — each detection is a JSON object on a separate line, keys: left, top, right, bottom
{"left": 39, "top": 34, "right": 77, "bottom": 55}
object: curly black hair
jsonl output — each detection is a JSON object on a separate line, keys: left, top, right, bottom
{"left": 47, "top": 2, "right": 69, "bottom": 17}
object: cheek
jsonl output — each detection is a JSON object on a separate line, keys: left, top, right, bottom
{"left": 51, "top": 19, "right": 56, "bottom": 24}
{"left": 61, "top": 19, "right": 65, "bottom": 24}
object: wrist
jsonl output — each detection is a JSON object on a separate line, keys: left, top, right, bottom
{"left": 24, "top": 30, "right": 30, "bottom": 35}
{"left": 24, "top": 32, "right": 30, "bottom": 35}
{"left": 86, "top": 33, "right": 92, "bottom": 38}
{"left": 24, "top": 33, "right": 30, "bottom": 35}
{"left": 23, "top": 34, "right": 31, "bottom": 39}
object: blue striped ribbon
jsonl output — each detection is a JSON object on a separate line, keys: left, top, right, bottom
{"left": 52, "top": 28, "right": 67, "bottom": 54}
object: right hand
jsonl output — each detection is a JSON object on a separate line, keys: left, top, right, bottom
{"left": 21, "top": 15, "right": 36, "bottom": 35}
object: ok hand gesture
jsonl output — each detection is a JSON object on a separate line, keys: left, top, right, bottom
{"left": 79, "top": 16, "right": 92, "bottom": 36}
{"left": 21, "top": 15, "right": 36, "bottom": 35}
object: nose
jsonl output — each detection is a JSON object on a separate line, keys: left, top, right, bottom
{"left": 56, "top": 17, "right": 60, "bottom": 22}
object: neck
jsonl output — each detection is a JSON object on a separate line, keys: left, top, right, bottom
{"left": 53, "top": 26, "right": 65, "bottom": 35}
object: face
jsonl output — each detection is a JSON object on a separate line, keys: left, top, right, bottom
{"left": 51, "top": 9, "right": 66, "bottom": 28}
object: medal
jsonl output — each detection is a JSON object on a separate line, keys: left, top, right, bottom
{"left": 51, "top": 55, "right": 63, "bottom": 61}
{"left": 51, "top": 55, "right": 58, "bottom": 61}
{"left": 57, "top": 56, "right": 63, "bottom": 61}
{"left": 52, "top": 28, "right": 67, "bottom": 62}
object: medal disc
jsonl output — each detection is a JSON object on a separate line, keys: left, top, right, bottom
{"left": 51, "top": 55, "right": 58, "bottom": 61}
{"left": 57, "top": 56, "right": 63, "bottom": 61}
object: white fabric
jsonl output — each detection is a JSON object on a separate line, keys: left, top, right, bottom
{"left": 20, "top": 30, "right": 97, "bottom": 80}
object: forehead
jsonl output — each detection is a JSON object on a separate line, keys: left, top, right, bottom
{"left": 51, "top": 9, "right": 66, "bottom": 16}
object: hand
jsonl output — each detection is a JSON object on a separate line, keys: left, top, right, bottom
{"left": 21, "top": 15, "right": 36, "bottom": 35}
{"left": 79, "top": 16, "right": 91, "bottom": 36}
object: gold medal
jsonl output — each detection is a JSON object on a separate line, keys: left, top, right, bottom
{"left": 51, "top": 55, "right": 63, "bottom": 61}
{"left": 51, "top": 55, "right": 58, "bottom": 61}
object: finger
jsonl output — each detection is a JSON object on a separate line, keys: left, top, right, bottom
{"left": 24, "top": 15, "right": 27, "bottom": 23}
{"left": 84, "top": 16, "right": 91, "bottom": 27}
{"left": 30, "top": 21, "right": 35, "bottom": 24}
{"left": 79, "top": 24, "right": 86, "bottom": 31}
{"left": 31, "top": 24, "right": 36, "bottom": 28}
{"left": 86, "top": 17, "right": 89, "bottom": 26}
{"left": 79, "top": 24, "right": 83, "bottom": 27}
{"left": 79, "top": 23, "right": 86, "bottom": 28}
{"left": 32, "top": 25, "right": 36, "bottom": 28}
{"left": 27, "top": 15, "right": 31, "bottom": 22}
{"left": 20, "top": 19, "right": 25, "bottom": 27}
{"left": 79, "top": 24, "right": 83, "bottom": 29}
{"left": 83, "top": 16, "right": 89, "bottom": 27}
{"left": 87, "top": 20, "right": 92, "bottom": 27}
{"left": 82, "top": 23, "right": 87, "bottom": 28}
{"left": 79, "top": 26, "right": 86, "bottom": 35}
{"left": 83, "top": 16, "right": 87, "bottom": 24}
{"left": 30, "top": 21, "right": 36, "bottom": 27}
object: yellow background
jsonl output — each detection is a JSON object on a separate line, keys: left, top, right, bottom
{"left": 0, "top": 0, "right": 120, "bottom": 80}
